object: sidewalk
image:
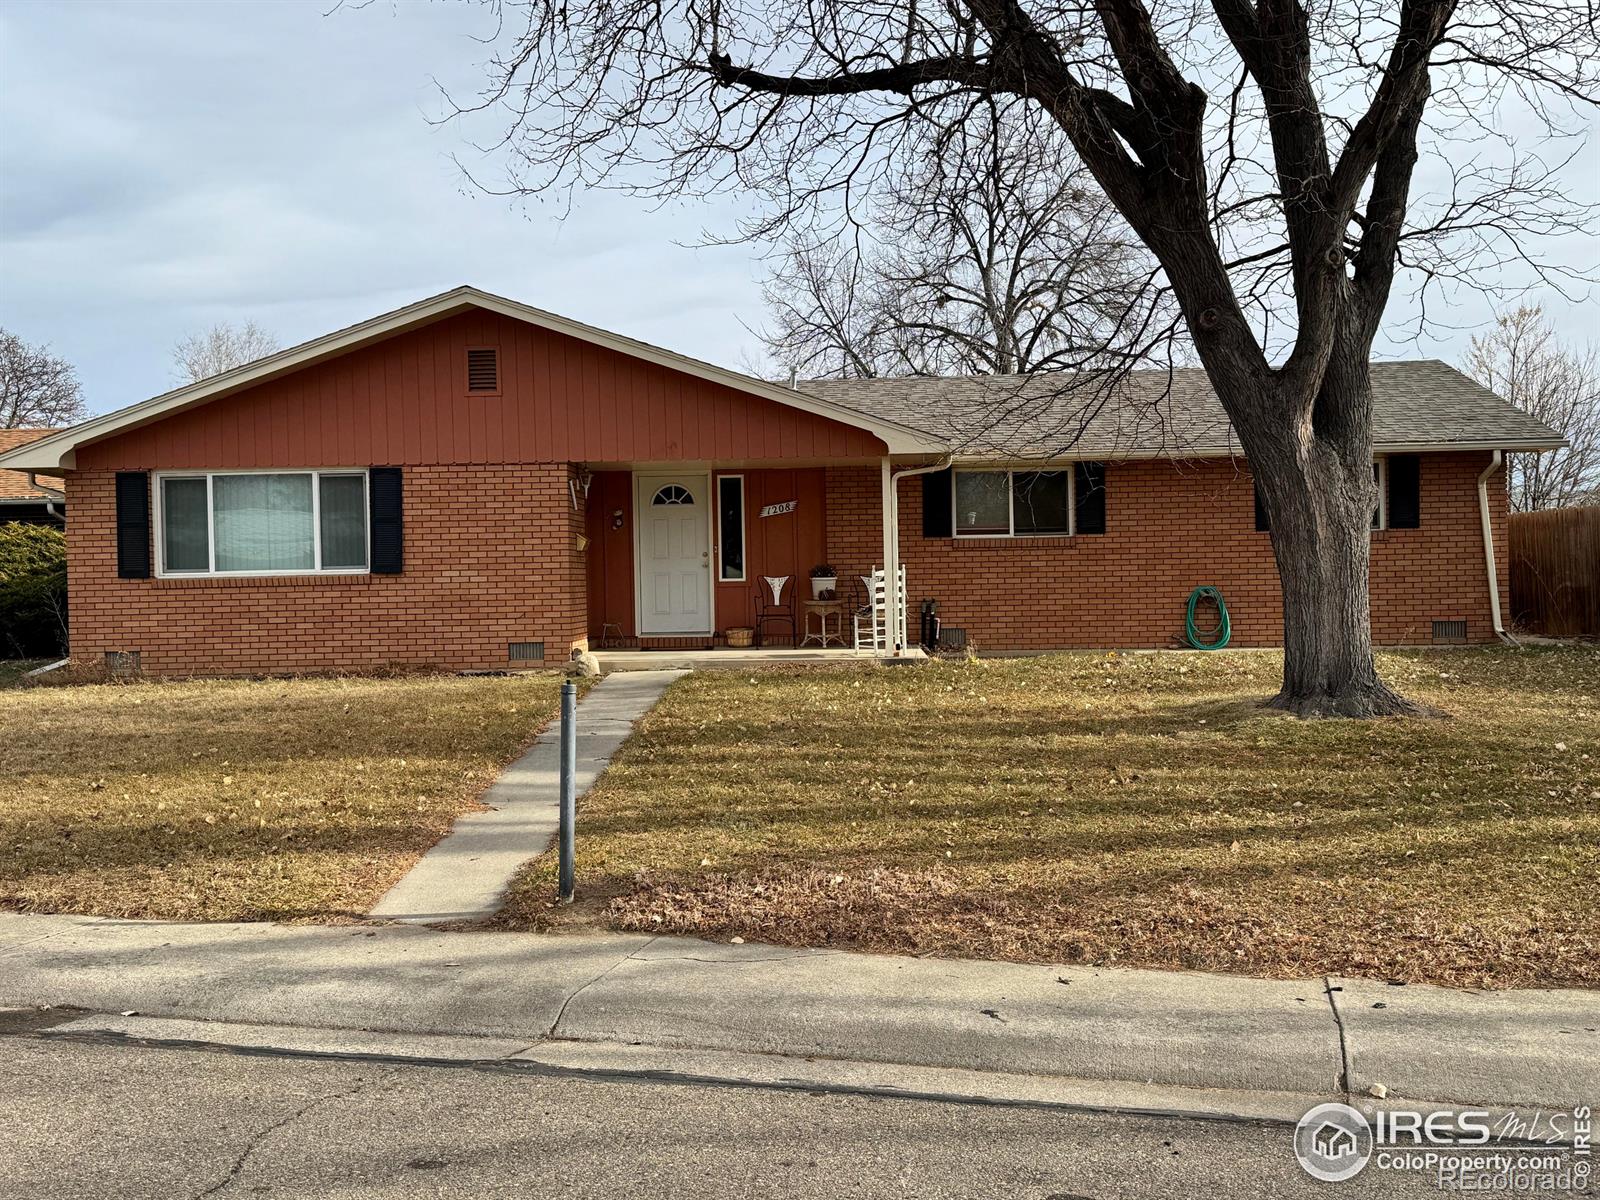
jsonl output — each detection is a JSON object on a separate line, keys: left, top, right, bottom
{"left": 2, "top": 912, "right": 1592, "bottom": 1117}
{"left": 369, "top": 669, "right": 686, "bottom": 923}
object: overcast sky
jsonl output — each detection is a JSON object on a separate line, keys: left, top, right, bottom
{"left": 1, "top": 0, "right": 1596, "bottom": 420}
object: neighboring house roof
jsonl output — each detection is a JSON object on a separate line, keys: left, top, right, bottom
{"left": 0, "top": 429, "right": 64, "bottom": 504}
{"left": 0, "top": 287, "right": 1563, "bottom": 472}
{"left": 0, "top": 286, "right": 945, "bottom": 472}
{"left": 800, "top": 360, "right": 1567, "bottom": 460}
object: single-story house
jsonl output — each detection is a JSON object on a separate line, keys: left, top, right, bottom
{"left": 0, "top": 429, "right": 66, "bottom": 526}
{"left": 0, "top": 286, "right": 1564, "bottom": 676}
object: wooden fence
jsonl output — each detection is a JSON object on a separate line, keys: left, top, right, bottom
{"left": 1509, "top": 506, "right": 1600, "bottom": 636}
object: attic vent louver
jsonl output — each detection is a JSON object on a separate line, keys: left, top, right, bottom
{"left": 467, "top": 348, "right": 499, "bottom": 392}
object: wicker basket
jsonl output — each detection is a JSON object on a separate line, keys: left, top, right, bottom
{"left": 725, "top": 626, "right": 755, "bottom": 648}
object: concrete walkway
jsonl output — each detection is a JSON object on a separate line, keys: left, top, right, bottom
{"left": 369, "top": 669, "right": 687, "bottom": 923}
{"left": 1, "top": 913, "right": 1593, "bottom": 1119}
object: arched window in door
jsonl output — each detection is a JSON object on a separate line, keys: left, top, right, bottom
{"left": 651, "top": 484, "right": 693, "bottom": 506}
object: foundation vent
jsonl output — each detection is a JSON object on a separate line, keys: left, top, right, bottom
{"left": 507, "top": 641, "right": 545, "bottom": 663}
{"left": 1431, "top": 620, "right": 1468, "bottom": 644}
{"left": 104, "top": 650, "right": 141, "bottom": 678}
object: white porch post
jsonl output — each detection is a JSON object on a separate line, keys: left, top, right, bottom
{"left": 880, "top": 457, "right": 899, "bottom": 652}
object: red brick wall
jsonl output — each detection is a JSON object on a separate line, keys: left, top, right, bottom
{"left": 826, "top": 451, "right": 1509, "bottom": 650}
{"left": 65, "top": 464, "right": 589, "bottom": 676}
{"left": 63, "top": 451, "right": 1508, "bottom": 675}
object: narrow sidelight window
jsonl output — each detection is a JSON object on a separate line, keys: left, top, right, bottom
{"left": 717, "top": 475, "right": 745, "bottom": 581}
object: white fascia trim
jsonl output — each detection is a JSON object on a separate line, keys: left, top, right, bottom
{"left": 939, "top": 439, "right": 1567, "bottom": 467}
{"left": 1371, "top": 439, "right": 1566, "bottom": 454}
{"left": 0, "top": 286, "right": 948, "bottom": 472}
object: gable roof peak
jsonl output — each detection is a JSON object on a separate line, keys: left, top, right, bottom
{"left": 0, "top": 288, "right": 945, "bottom": 471}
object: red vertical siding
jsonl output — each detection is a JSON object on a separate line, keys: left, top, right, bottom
{"left": 585, "top": 467, "right": 828, "bottom": 640}
{"left": 76, "top": 311, "right": 889, "bottom": 471}
{"left": 711, "top": 468, "right": 827, "bottom": 635}
{"left": 585, "top": 471, "right": 638, "bottom": 639}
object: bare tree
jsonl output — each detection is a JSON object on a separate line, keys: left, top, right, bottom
{"left": 430, "top": 0, "right": 1599, "bottom": 715}
{"left": 1467, "top": 306, "right": 1600, "bottom": 512}
{"left": 760, "top": 125, "right": 1160, "bottom": 378}
{"left": 0, "top": 330, "right": 86, "bottom": 429}
{"left": 172, "top": 321, "right": 279, "bottom": 384}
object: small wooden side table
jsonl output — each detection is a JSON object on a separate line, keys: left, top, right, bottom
{"left": 800, "top": 599, "right": 846, "bottom": 648}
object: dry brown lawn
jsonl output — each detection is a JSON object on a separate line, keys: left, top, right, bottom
{"left": 501, "top": 648, "right": 1600, "bottom": 988}
{"left": 0, "top": 672, "right": 570, "bottom": 921}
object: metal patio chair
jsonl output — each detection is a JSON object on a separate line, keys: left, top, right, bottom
{"left": 754, "top": 575, "right": 795, "bottom": 646}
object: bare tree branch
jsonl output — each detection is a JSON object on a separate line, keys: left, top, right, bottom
{"left": 172, "top": 321, "right": 280, "bottom": 384}
{"left": 1467, "top": 305, "right": 1600, "bottom": 511}
{"left": 0, "top": 330, "right": 86, "bottom": 429}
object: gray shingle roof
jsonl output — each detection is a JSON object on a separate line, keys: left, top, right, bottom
{"left": 798, "top": 360, "right": 1565, "bottom": 459}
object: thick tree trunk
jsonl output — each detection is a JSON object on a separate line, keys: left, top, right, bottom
{"left": 1243, "top": 355, "right": 1431, "bottom": 718}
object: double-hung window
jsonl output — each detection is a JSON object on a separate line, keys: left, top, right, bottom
{"left": 953, "top": 470, "right": 1073, "bottom": 537}
{"left": 157, "top": 470, "right": 369, "bottom": 576}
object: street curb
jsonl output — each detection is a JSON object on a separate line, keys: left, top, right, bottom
{"left": 2, "top": 913, "right": 1593, "bottom": 1115}
{"left": 17, "top": 1009, "right": 1586, "bottom": 1144}
{"left": 25, "top": 1009, "right": 1332, "bottom": 1126}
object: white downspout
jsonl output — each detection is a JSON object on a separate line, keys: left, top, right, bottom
{"left": 883, "top": 455, "right": 954, "bottom": 654}
{"left": 1477, "top": 450, "right": 1517, "bottom": 646}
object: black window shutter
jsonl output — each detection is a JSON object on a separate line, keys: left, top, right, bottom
{"left": 922, "top": 468, "right": 953, "bottom": 538}
{"left": 1388, "top": 455, "right": 1421, "bottom": 528}
{"left": 1073, "top": 462, "right": 1106, "bottom": 535}
{"left": 369, "top": 467, "right": 404, "bottom": 574}
{"left": 115, "top": 471, "right": 151, "bottom": 579}
{"left": 1253, "top": 480, "right": 1270, "bottom": 532}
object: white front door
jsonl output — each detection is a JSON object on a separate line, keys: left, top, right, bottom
{"left": 635, "top": 473, "right": 711, "bottom": 635}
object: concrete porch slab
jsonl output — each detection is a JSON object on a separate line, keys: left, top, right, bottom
{"left": 595, "top": 647, "right": 926, "bottom": 671}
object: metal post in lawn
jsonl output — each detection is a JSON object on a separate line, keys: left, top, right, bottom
{"left": 558, "top": 680, "right": 577, "bottom": 903}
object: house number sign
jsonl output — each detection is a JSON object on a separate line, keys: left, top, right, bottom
{"left": 759, "top": 500, "right": 797, "bottom": 517}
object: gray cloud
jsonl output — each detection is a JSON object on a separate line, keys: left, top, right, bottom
{"left": 1, "top": 0, "right": 1594, "bottom": 419}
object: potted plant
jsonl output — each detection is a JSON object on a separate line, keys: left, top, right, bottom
{"left": 809, "top": 563, "right": 838, "bottom": 599}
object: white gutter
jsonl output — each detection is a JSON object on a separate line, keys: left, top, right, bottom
{"left": 882, "top": 456, "right": 953, "bottom": 652}
{"left": 1476, "top": 450, "right": 1517, "bottom": 646}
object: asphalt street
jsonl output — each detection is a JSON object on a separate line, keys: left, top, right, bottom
{"left": 0, "top": 1034, "right": 1551, "bottom": 1200}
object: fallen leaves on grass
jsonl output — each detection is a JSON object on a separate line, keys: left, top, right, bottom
{"left": 502, "top": 647, "right": 1600, "bottom": 989}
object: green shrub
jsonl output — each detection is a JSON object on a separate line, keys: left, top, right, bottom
{"left": 0, "top": 522, "right": 67, "bottom": 659}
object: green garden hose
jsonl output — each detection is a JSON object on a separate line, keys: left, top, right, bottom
{"left": 1184, "top": 585, "right": 1232, "bottom": 650}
